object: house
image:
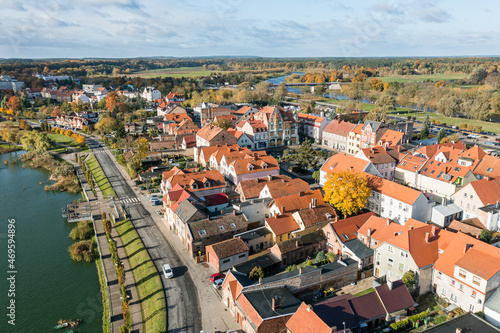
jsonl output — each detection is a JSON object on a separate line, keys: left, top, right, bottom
{"left": 233, "top": 198, "right": 272, "bottom": 228}
{"left": 206, "top": 237, "right": 249, "bottom": 272}
{"left": 253, "top": 106, "right": 299, "bottom": 147}
{"left": 149, "top": 140, "right": 176, "bottom": 152}
{"left": 357, "top": 215, "right": 404, "bottom": 249}
{"left": 425, "top": 312, "right": 500, "bottom": 333}
{"left": 227, "top": 128, "right": 254, "bottom": 149}
{"left": 355, "top": 145, "right": 407, "bottom": 180}
{"left": 473, "top": 154, "right": 500, "bottom": 180}
{"left": 366, "top": 174, "right": 432, "bottom": 225}
{"left": 82, "top": 84, "right": 103, "bottom": 94}
{"left": 234, "top": 227, "right": 273, "bottom": 254}
{"left": 451, "top": 178, "right": 500, "bottom": 231}
{"left": 269, "top": 230, "right": 327, "bottom": 268}
{"left": 374, "top": 221, "right": 456, "bottom": 295}
{"left": 141, "top": 86, "right": 161, "bottom": 102}
{"left": 259, "top": 178, "right": 311, "bottom": 200}
{"left": 181, "top": 135, "right": 196, "bottom": 149}
{"left": 322, "top": 120, "right": 356, "bottom": 152}
{"left": 0, "top": 75, "right": 24, "bottom": 92}
{"left": 196, "top": 144, "right": 250, "bottom": 167}
{"left": 235, "top": 175, "right": 295, "bottom": 202}
{"left": 359, "top": 120, "right": 384, "bottom": 148}
{"left": 233, "top": 105, "right": 259, "bottom": 118}
{"left": 157, "top": 103, "right": 187, "bottom": 117}
{"left": 296, "top": 112, "right": 328, "bottom": 143}
{"left": 124, "top": 122, "right": 141, "bottom": 134}
{"left": 377, "top": 128, "right": 407, "bottom": 146}
{"left": 195, "top": 124, "right": 237, "bottom": 148}
{"left": 430, "top": 201, "right": 463, "bottom": 227}
{"left": 291, "top": 205, "right": 337, "bottom": 236}
{"left": 323, "top": 212, "right": 375, "bottom": 268}
{"left": 319, "top": 153, "right": 382, "bottom": 186}
{"left": 433, "top": 232, "right": 500, "bottom": 312}
{"left": 162, "top": 169, "right": 226, "bottom": 197}
{"left": 286, "top": 280, "right": 416, "bottom": 332}
{"left": 224, "top": 153, "right": 280, "bottom": 185}
{"left": 234, "top": 286, "right": 301, "bottom": 333}
{"left": 165, "top": 92, "right": 185, "bottom": 103}
{"left": 193, "top": 103, "right": 232, "bottom": 125}
{"left": 485, "top": 288, "right": 500, "bottom": 328}
{"left": 265, "top": 213, "right": 300, "bottom": 245}
{"left": 395, "top": 142, "right": 479, "bottom": 201}
{"left": 186, "top": 212, "right": 248, "bottom": 255}
{"left": 447, "top": 218, "right": 486, "bottom": 238}
{"left": 237, "top": 119, "right": 269, "bottom": 150}
{"left": 171, "top": 195, "right": 208, "bottom": 244}
{"left": 269, "top": 189, "right": 325, "bottom": 216}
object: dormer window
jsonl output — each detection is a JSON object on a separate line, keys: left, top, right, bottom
{"left": 204, "top": 182, "right": 210, "bottom": 188}
{"left": 191, "top": 183, "right": 198, "bottom": 190}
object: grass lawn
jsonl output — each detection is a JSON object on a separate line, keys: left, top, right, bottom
{"left": 85, "top": 154, "right": 116, "bottom": 198}
{"left": 390, "top": 111, "right": 500, "bottom": 134}
{"left": 131, "top": 66, "right": 228, "bottom": 78}
{"left": 48, "top": 133, "right": 90, "bottom": 153}
{"left": 354, "top": 287, "right": 375, "bottom": 297}
{"left": 94, "top": 237, "right": 110, "bottom": 333}
{"left": 115, "top": 219, "right": 166, "bottom": 333}
{"left": 374, "top": 73, "right": 468, "bottom": 83}
{"left": 323, "top": 99, "right": 408, "bottom": 113}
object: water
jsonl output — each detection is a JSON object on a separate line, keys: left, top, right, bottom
{"left": 0, "top": 151, "right": 102, "bottom": 333}
{"left": 266, "top": 72, "right": 305, "bottom": 94}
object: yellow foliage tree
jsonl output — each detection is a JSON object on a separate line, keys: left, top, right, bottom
{"left": 323, "top": 171, "right": 371, "bottom": 217}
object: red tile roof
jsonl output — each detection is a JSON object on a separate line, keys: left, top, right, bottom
{"left": 206, "top": 238, "right": 249, "bottom": 260}
{"left": 358, "top": 216, "right": 403, "bottom": 243}
{"left": 265, "top": 213, "right": 300, "bottom": 236}
{"left": 469, "top": 178, "right": 500, "bottom": 206}
{"left": 321, "top": 153, "right": 370, "bottom": 174}
{"left": 235, "top": 175, "right": 294, "bottom": 200}
{"left": 473, "top": 154, "right": 500, "bottom": 179}
{"left": 330, "top": 212, "right": 375, "bottom": 243}
{"left": 366, "top": 174, "right": 424, "bottom": 205}
{"left": 377, "top": 129, "right": 404, "bottom": 146}
{"left": 323, "top": 120, "right": 356, "bottom": 137}
{"left": 272, "top": 189, "right": 325, "bottom": 214}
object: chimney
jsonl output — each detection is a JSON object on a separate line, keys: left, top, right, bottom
{"left": 442, "top": 197, "right": 447, "bottom": 206}
{"left": 296, "top": 241, "right": 300, "bottom": 248}
{"left": 281, "top": 206, "right": 285, "bottom": 213}
{"left": 307, "top": 304, "right": 313, "bottom": 312}
{"left": 259, "top": 277, "right": 262, "bottom": 285}
{"left": 425, "top": 232, "right": 430, "bottom": 244}
{"left": 268, "top": 175, "right": 272, "bottom": 181}
{"left": 334, "top": 215, "right": 339, "bottom": 222}
{"left": 299, "top": 191, "right": 305, "bottom": 197}
{"left": 331, "top": 327, "right": 337, "bottom": 332}
{"left": 387, "top": 280, "right": 393, "bottom": 290}
{"left": 312, "top": 197, "right": 317, "bottom": 208}
{"left": 271, "top": 295, "right": 282, "bottom": 310}
{"left": 431, "top": 225, "right": 437, "bottom": 236}
{"left": 386, "top": 218, "right": 390, "bottom": 226}
{"left": 409, "top": 225, "right": 414, "bottom": 230}
{"left": 299, "top": 267, "right": 303, "bottom": 275}
{"left": 367, "top": 228, "right": 372, "bottom": 236}
{"left": 456, "top": 329, "right": 462, "bottom": 333}
{"left": 464, "top": 243, "right": 472, "bottom": 254}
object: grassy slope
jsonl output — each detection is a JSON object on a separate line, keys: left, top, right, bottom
{"left": 85, "top": 154, "right": 116, "bottom": 197}
{"left": 48, "top": 133, "right": 90, "bottom": 153}
{"left": 94, "top": 236, "right": 110, "bottom": 333}
{"left": 115, "top": 219, "right": 166, "bottom": 333}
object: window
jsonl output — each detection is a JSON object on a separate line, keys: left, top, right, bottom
{"left": 388, "top": 245, "right": 393, "bottom": 253}
{"left": 388, "top": 258, "right": 394, "bottom": 266}
{"left": 222, "top": 259, "right": 230, "bottom": 264}
{"left": 238, "top": 254, "right": 246, "bottom": 258}
{"left": 399, "top": 203, "right": 402, "bottom": 209}
{"left": 450, "top": 293, "right": 457, "bottom": 302}
{"left": 487, "top": 167, "right": 493, "bottom": 172}
{"left": 399, "top": 262, "right": 404, "bottom": 271}
{"left": 451, "top": 279, "right": 455, "bottom": 287}
{"left": 327, "top": 232, "right": 330, "bottom": 239}
{"left": 198, "top": 230, "right": 207, "bottom": 236}
{"left": 230, "top": 223, "right": 236, "bottom": 228}
{"left": 342, "top": 234, "right": 349, "bottom": 240}
{"left": 459, "top": 284, "right": 464, "bottom": 291}
{"left": 441, "top": 288, "right": 446, "bottom": 296}
{"left": 387, "top": 271, "right": 392, "bottom": 278}
{"left": 471, "top": 291, "right": 477, "bottom": 298}
{"left": 473, "top": 276, "right": 481, "bottom": 286}
{"left": 218, "top": 225, "right": 225, "bottom": 231}
{"left": 459, "top": 269, "right": 466, "bottom": 278}
{"left": 400, "top": 251, "right": 406, "bottom": 258}
{"left": 437, "top": 271, "right": 442, "bottom": 279}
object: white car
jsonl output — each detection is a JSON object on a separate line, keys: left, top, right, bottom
{"left": 163, "top": 264, "right": 174, "bottom": 279}
{"left": 149, "top": 195, "right": 159, "bottom": 202}
{"left": 213, "top": 279, "right": 224, "bottom": 289}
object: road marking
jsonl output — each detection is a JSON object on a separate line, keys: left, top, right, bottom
{"left": 120, "top": 197, "right": 140, "bottom": 205}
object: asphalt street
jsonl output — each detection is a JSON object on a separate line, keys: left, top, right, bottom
{"left": 86, "top": 137, "right": 202, "bottom": 333}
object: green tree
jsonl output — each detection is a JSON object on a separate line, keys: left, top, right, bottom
{"left": 402, "top": 270, "right": 416, "bottom": 290}
{"left": 437, "top": 128, "right": 447, "bottom": 143}
{"left": 295, "top": 139, "right": 318, "bottom": 169}
{"left": 326, "top": 252, "right": 336, "bottom": 263}
{"left": 480, "top": 230, "right": 492, "bottom": 244}
{"left": 20, "top": 130, "right": 50, "bottom": 152}
{"left": 470, "top": 67, "right": 488, "bottom": 84}
{"left": 315, "top": 251, "right": 326, "bottom": 263}
{"left": 1, "top": 95, "right": 8, "bottom": 109}
{"left": 273, "top": 82, "right": 288, "bottom": 101}
{"left": 314, "top": 83, "right": 327, "bottom": 96}
{"left": 249, "top": 266, "right": 264, "bottom": 280}
{"left": 312, "top": 170, "right": 320, "bottom": 183}
{"left": 323, "top": 170, "right": 371, "bottom": 217}
{"left": 420, "top": 113, "right": 430, "bottom": 139}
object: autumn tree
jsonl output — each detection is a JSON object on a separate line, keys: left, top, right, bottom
{"left": 249, "top": 266, "right": 264, "bottom": 280}
{"left": 470, "top": 67, "right": 488, "bottom": 84}
{"left": 20, "top": 130, "right": 50, "bottom": 152}
{"left": 368, "top": 78, "right": 384, "bottom": 91}
{"left": 19, "top": 119, "right": 31, "bottom": 130}
{"left": 323, "top": 170, "right": 371, "bottom": 217}
{"left": 6, "top": 96, "right": 21, "bottom": 113}
{"left": 314, "top": 83, "right": 327, "bottom": 96}
{"left": 51, "top": 106, "right": 62, "bottom": 118}
{"left": 95, "top": 116, "right": 118, "bottom": 134}
{"left": 106, "top": 92, "right": 117, "bottom": 112}
{"left": 212, "top": 118, "right": 232, "bottom": 131}
{"left": 273, "top": 82, "right": 288, "bottom": 101}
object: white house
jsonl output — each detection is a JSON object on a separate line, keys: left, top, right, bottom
{"left": 141, "top": 86, "right": 161, "bottom": 102}
{"left": 319, "top": 153, "right": 381, "bottom": 187}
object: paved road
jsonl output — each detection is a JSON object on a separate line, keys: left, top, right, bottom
{"left": 86, "top": 137, "right": 202, "bottom": 333}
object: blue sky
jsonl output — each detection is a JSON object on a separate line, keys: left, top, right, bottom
{"left": 0, "top": 0, "right": 499, "bottom": 58}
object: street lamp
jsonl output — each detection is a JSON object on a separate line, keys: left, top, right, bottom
{"left": 343, "top": 322, "right": 345, "bottom": 331}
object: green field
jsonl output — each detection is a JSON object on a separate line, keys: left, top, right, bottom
{"left": 392, "top": 111, "right": 500, "bottom": 134}
{"left": 48, "top": 133, "right": 89, "bottom": 153}
{"left": 132, "top": 66, "right": 226, "bottom": 78}
{"left": 85, "top": 154, "right": 116, "bottom": 198}
{"left": 115, "top": 219, "right": 166, "bottom": 333}
{"left": 374, "top": 73, "right": 468, "bottom": 83}
{"left": 324, "top": 99, "right": 408, "bottom": 112}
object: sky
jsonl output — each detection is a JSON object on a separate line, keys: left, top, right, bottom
{"left": 0, "top": 0, "right": 499, "bottom": 59}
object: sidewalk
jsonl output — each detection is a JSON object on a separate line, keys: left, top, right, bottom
{"left": 74, "top": 151, "right": 142, "bottom": 333}
{"left": 106, "top": 147, "right": 240, "bottom": 332}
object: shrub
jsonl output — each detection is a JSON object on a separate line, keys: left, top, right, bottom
{"left": 68, "top": 239, "right": 95, "bottom": 262}
{"left": 69, "top": 220, "right": 94, "bottom": 240}
{"left": 285, "top": 265, "right": 297, "bottom": 272}
{"left": 326, "top": 252, "right": 336, "bottom": 262}
{"left": 315, "top": 251, "right": 326, "bottom": 263}
{"left": 249, "top": 266, "right": 264, "bottom": 280}
{"left": 390, "top": 319, "right": 409, "bottom": 331}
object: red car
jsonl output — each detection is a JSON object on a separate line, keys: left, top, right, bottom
{"left": 209, "top": 273, "right": 225, "bottom": 283}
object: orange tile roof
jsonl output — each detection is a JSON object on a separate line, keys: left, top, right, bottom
{"left": 199, "top": 144, "right": 248, "bottom": 164}
{"left": 414, "top": 142, "right": 467, "bottom": 158}
{"left": 378, "top": 129, "right": 404, "bottom": 145}
{"left": 206, "top": 238, "right": 249, "bottom": 260}
{"left": 366, "top": 174, "right": 423, "bottom": 205}
{"left": 162, "top": 166, "right": 185, "bottom": 179}
{"left": 265, "top": 213, "right": 300, "bottom": 236}
{"left": 229, "top": 154, "right": 279, "bottom": 176}
{"left": 272, "top": 189, "right": 325, "bottom": 214}
{"left": 358, "top": 216, "right": 403, "bottom": 243}
{"left": 286, "top": 302, "right": 331, "bottom": 333}
{"left": 352, "top": 123, "right": 363, "bottom": 135}
{"left": 295, "top": 206, "right": 337, "bottom": 228}
{"left": 323, "top": 120, "right": 357, "bottom": 137}
{"left": 460, "top": 145, "right": 486, "bottom": 160}
{"left": 434, "top": 232, "right": 500, "bottom": 285}
{"left": 396, "top": 153, "right": 427, "bottom": 172}
{"left": 168, "top": 170, "right": 225, "bottom": 192}
{"left": 330, "top": 212, "right": 375, "bottom": 243}
{"left": 227, "top": 128, "right": 245, "bottom": 139}
{"left": 320, "top": 153, "right": 369, "bottom": 174}
{"left": 359, "top": 145, "right": 406, "bottom": 165}
{"left": 263, "top": 178, "right": 311, "bottom": 199}
{"left": 164, "top": 113, "right": 190, "bottom": 123}
{"left": 469, "top": 178, "right": 500, "bottom": 206}
{"left": 236, "top": 175, "right": 294, "bottom": 200}
{"left": 196, "top": 124, "right": 226, "bottom": 141}
{"left": 297, "top": 112, "right": 325, "bottom": 123}
{"left": 233, "top": 105, "right": 252, "bottom": 115}
{"left": 473, "top": 154, "right": 500, "bottom": 179}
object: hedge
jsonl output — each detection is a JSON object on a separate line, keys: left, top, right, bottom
{"left": 390, "top": 319, "right": 409, "bottom": 331}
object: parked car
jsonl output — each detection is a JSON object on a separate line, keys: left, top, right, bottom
{"left": 149, "top": 195, "right": 159, "bottom": 202}
{"left": 139, "top": 185, "right": 146, "bottom": 191}
{"left": 163, "top": 264, "right": 174, "bottom": 279}
{"left": 213, "top": 279, "right": 224, "bottom": 289}
{"left": 209, "top": 273, "right": 225, "bottom": 283}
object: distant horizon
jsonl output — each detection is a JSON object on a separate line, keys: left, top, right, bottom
{"left": 1, "top": 0, "right": 499, "bottom": 59}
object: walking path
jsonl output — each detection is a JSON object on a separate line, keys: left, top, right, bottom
{"left": 70, "top": 151, "right": 142, "bottom": 333}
